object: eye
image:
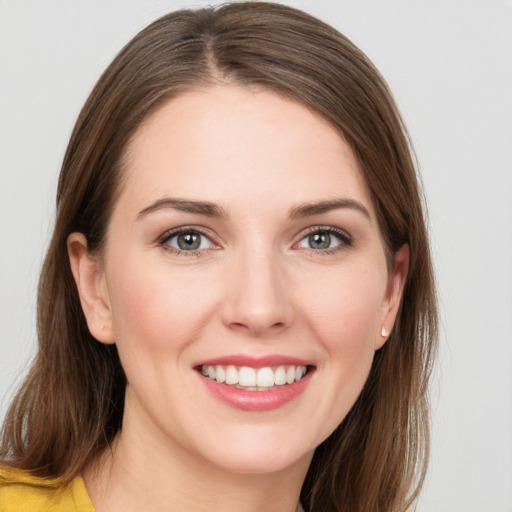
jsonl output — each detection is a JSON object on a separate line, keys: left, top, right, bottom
{"left": 296, "top": 227, "right": 352, "bottom": 252}
{"left": 160, "top": 228, "right": 217, "bottom": 253}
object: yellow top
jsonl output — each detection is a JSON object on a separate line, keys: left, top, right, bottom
{"left": 0, "top": 465, "right": 306, "bottom": 511}
{"left": 0, "top": 466, "right": 96, "bottom": 512}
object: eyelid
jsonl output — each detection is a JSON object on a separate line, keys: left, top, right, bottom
{"left": 156, "top": 224, "right": 352, "bottom": 256}
{"left": 158, "top": 226, "right": 220, "bottom": 254}
{"left": 293, "top": 225, "right": 353, "bottom": 251}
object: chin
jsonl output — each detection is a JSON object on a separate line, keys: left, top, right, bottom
{"left": 193, "top": 425, "right": 317, "bottom": 476}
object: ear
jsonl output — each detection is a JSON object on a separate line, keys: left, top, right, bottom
{"left": 67, "top": 232, "right": 115, "bottom": 344}
{"left": 375, "top": 244, "right": 409, "bottom": 350}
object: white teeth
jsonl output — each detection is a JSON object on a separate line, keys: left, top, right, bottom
{"left": 239, "top": 367, "right": 256, "bottom": 387}
{"left": 215, "top": 365, "right": 225, "bottom": 383}
{"left": 225, "top": 365, "right": 238, "bottom": 385}
{"left": 274, "top": 366, "right": 286, "bottom": 385}
{"left": 256, "top": 367, "right": 275, "bottom": 387}
{"left": 200, "top": 364, "right": 308, "bottom": 390}
{"left": 294, "top": 366, "right": 305, "bottom": 381}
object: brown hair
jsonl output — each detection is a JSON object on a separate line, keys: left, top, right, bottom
{"left": 0, "top": 3, "right": 437, "bottom": 511}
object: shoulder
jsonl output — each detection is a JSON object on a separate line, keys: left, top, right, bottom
{"left": 0, "top": 466, "right": 95, "bottom": 512}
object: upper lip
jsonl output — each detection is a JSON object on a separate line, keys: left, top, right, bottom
{"left": 195, "top": 354, "right": 313, "bottom": 368}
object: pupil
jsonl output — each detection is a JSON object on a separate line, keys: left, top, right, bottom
{"left": 178, "top": 233, "right": 200, "bottom": 250}
{"left": 309, "top": 232, "right": 330, "bottom": 249}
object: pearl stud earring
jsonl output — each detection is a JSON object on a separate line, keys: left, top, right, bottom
{"left": 381, "top": 327, "right": 387, "bottom": 337}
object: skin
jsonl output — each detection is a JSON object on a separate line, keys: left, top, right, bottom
{"left": 68, "top": 85, "right": 408, "bottom": 512}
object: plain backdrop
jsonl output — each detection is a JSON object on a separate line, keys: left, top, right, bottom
{"left": 0, "top": 1, "right": 511, "bottom": 511}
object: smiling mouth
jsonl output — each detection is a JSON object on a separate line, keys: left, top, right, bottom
{"left": 198, "top": 364, "right": 309, "bottom": 391}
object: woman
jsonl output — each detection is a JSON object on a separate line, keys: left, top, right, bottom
{"left": 0, "top": 3, "right": 437, "bottom": 511}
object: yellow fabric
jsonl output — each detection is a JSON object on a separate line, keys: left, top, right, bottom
{"left": 0, "top": 466, "right": 305, "bottom": 511}
{"left": 0, "top": 466, "right": 95, "bottom": 512}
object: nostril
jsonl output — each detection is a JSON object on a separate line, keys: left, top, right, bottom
{"left": 227, "top": 320, "right": 288, "bottom": 336}
{"left": 230, "top": 322, "right": 250, "bottom": 330}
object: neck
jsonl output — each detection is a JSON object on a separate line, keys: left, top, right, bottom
{"left": 83, "top": 396, "right": 311, "bottom": 512}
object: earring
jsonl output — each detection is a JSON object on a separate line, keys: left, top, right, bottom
{"left": 99, "top": 324, "right": 105, "bottom": 330}
{"left": 381, "top": 327, "right": 387, "bottom": 337}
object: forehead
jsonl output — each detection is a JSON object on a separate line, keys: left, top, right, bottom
{"left": 118, "top": 85, "right": 373, "bottom": 216}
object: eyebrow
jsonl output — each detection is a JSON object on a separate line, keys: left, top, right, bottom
{"left": 137, "top": 198, "right": 228, "bottom": 220}
{"left": 136, "top": 197, "right": 370, "bottom": 221}
{"left": 289, "top": 198, "right": 371, "bottom": 220}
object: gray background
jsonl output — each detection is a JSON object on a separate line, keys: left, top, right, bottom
{"left": 1, "top": 1, "right": 511, "bottom": 510}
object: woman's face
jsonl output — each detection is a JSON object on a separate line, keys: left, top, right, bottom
{"left": 73, "top": 85, "right": 407, "bottom": 475}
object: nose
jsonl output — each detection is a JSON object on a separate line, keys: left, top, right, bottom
{"left": 221, "top": 247, "right": 294, "bottom": 337}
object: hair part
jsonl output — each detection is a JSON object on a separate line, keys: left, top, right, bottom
{"left": 1, "top": 4, "right": 437, "bottom": 511}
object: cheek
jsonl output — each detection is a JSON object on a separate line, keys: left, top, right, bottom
{"left": 107, "top": 259, "right": 218, "bottom": 355}
{"left": 291, "top": 265, "right": 387, "bottom": 440}
{"left": 298, "top": 264, "right": 385, "bottom": 349}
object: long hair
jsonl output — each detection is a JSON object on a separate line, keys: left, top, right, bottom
{"left": 0, "top": 3, "right": 437, "bottom": 511}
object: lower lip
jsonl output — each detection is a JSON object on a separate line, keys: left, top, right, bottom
{"left": 199, "top": 371, "right": 313, "bottom": 411}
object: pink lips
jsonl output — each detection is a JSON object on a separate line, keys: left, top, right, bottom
{"left": 195, "top": 354, "right": 314, "bottom": 412}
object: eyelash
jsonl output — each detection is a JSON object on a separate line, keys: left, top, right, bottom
{"left": 157, "top": 225, "right": 352, "bottom": 256}
{"left": 295, "top": 226, "right": 353, "bottom": 254}
{"left": 158, "top": 227, "right": 219, "bottom": 256}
